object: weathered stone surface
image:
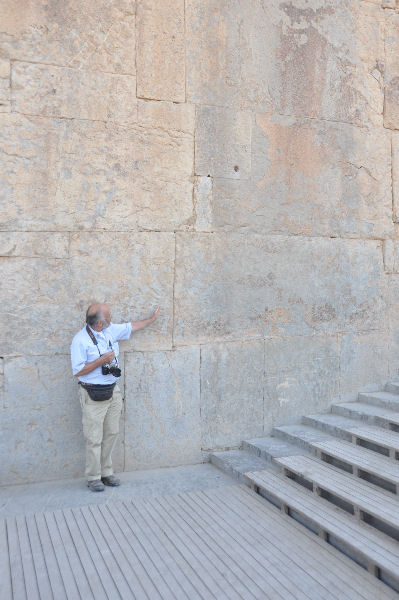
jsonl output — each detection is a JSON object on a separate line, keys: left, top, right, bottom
{"left": 0, "top": 232, "right": 69, "bottom": 258}
{"left": 0, "top": 114, "right": 194, "bottom": 231}
{"left": 193, "top": 176, "right": 213, "bottom": 231}
{"left": 0, "top": 1, "right": 136, "bottom": 74}
{"left": 12, "top": 62, "right": 137, "bottom": 123}
{"left": 69, "top": 232, "right": 174, "bottom": 352}
{"left": 384, "top": 13, "right": 399, "bottom": 129}
{"left": 200, "top": 340, "right": 264, "bottom": 449}
{"left": 212, "top": 111, "right": 393, "bottom": 238}
{"left": 174, "top": 233, "right": 387, "bottom": 345}
{"left": 136, "top": 0, "right": 185, "bottom": 102}
{"left": 339, "top": 331, "right": 390, "bottom": 402}
{"left": 124, "top": 347, "right": 202, "bottom": 469}
{"left": 137, "top": 99, "right": 195, "bottom": 134}
{"left": 388, "top": 275, "right": 399, "bottom": 380}
{"left": 0, "top": 58, "right": 10, "bottom": 113}
{"left": 187, "top": 0, "right": 384, "bottom": 127}
{"left": 195, "top": 106, "right": 252, "bottom": 179}
{"left": 0, "top": 233, "right": 173, "bottom": 356}
{"left": 264, "top": 334, "right": 340, "bottom": 429}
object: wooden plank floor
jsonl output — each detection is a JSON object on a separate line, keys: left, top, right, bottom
{"left": 1, "top": 483, "right": 397, "bottom": 600}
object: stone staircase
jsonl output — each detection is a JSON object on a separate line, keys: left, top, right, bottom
{"left": 209, "top": 381, "right": 399, "bottom": 594}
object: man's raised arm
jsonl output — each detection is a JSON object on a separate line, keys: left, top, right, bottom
{"left": 131, "top": 305, "right": 161, "bottom": 333}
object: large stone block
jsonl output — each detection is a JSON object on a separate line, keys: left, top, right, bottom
{"left": 393, "top": 133, "right": 399, "bottom": 221}
{"left": 195, "top": 106, "right": 252, "bottom": 179}
{"left": 0, "top": 1, "right": 136, "bottom": 74}
{"left": 174, "top": 233, "right": 387, "bottom": 345}
{"left": 200, "top": 339, "right": 264, "bottom": 449}
{"left": 69, "top": 232, "right": 174, "bottom": 352}
{"left": 137, "top": 99, "right": 195, "bottom": 134}
{"left": 384, "top": 13, "right": 399, "bottom": 129}
{"left": 136, "top": 0, "right": 185, "bottom": 102}
{"left": 0, "top": 233, "right": 173, "bottom": 355}
{"left": 124, "top": 347, "right": 202, "bottom": 469}
{"left": 212, "top": 111, "right": 393, "bottom": 238}
{"left": 12, "top": 62, "right": 137, "bottom": 123}
{"left": 339, "top": 331, "right": 390, "bottom": 401}
{"left": 186, "top": 0, "right": 384, "bottom": 127}
{"left": 264, "top": 335, "right": 340, "bottom": 429}
{"left": 0, "top": 114, "right": 194, "bottom": 231}
{"left": 0, "top": 232, "right": 69, "bottom": 258}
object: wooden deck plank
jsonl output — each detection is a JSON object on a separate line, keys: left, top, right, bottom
{"left": 109, "top": 501, "right": 186, "bottom": 600}
{"left": 223, "top": 485, "right": 399, "bottom": 600}
{"left": 195, "top": 487, "right": 369, "bottom": 600}
{"left": 247, "top": 470, "right": 399, "bottom": 575}
{"left": 24, "top": 515, "right": 54, "bottom": 600}
{"left": 133, "top": 495, "right": 235, "bottom": 600}
{"left": 52, "top": 510, "right": 94, "bottom": 600}
{"left": 153, "top": 492, "right": 287, "bottom": 600}
{"left": 60, "top": 508, "right": 108, "bottom": 600}
{"left": 34, "top": 513, "right": 67, "bottom": 600}
{"left": 171, "top": 489, "right": 328, "bottom": 600}
{"left": 15, "top": 516, "right": 40, "bottom": 600}
{"left": 123, "top": 498, "right": 209, "bottom": 600}
{"left": 5, "top": 517, "right": 26, "bottom": 600}
{"left": 0, "top": 520, "right": 12, "bottom": 600}
{"left": 275, "top": 455, "right": 399, "bottom": 526}
{"left": 96, "top": 503, "right": 166, "bottom": 600}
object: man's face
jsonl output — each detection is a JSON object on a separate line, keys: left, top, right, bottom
{"left": 102, "top": 305, "right": 112, "bottom": 328}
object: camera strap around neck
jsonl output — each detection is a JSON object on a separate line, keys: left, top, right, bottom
{"left": 86, "top": 325, "right": 119, "bottom": 366}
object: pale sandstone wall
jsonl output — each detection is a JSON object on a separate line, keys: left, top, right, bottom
{"left": 1, "top": 0, "right": 399, "bottom": 484}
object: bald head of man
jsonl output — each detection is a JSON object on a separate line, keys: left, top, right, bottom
{"left": 86, "top": 303, "right": 112, "bottom": 331}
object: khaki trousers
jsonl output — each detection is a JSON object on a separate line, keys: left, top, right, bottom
{"left": 78, "top": 384, "right": 123, "bottom": 481}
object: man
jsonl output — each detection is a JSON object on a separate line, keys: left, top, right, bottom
{"left": 71, "top": 303, "right": 161, "bottom": 491}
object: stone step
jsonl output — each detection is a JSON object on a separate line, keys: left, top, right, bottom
{"left": 242, "top": 436, "right": 307, "bottom": 461}
{"left": 274, "top": 455, "right": 399, "bottom": 541}
{"left": 273, "top": 425, "right": 399, "bottom": 494}
{"left": 209, "top": 448, "right": 275, "bottom": 482}
{"left": 245, "top": 469, "right": 399, "bottom": 592}
{"left": 358, "top": 391, "right": 399, "bottom": 410}
{"left": 331, "top": 402, "right": 399, "bottom": 432}
{"left": 303, "top": 413, "right": 399, "bottom": 459}
{"left": 385, "top": 381, "right": 399, "bottom": 394}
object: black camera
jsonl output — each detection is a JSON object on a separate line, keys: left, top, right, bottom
{"left": 102, "top": 363, "right": 122, "bottom": 378}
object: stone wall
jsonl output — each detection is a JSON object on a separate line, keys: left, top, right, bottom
{"left": 1, "top": 0, "right": 399, "bottom": 485}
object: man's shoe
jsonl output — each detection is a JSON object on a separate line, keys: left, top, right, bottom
{"left": 87, "top": 479, "right": 105, "bottom": 492}
{"left": 101, "top": 475, "right": 120, "bottom": 487}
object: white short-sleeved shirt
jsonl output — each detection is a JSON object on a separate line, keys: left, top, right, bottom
{"left": 70, "top": 322, "right": 132, "bottom": 384}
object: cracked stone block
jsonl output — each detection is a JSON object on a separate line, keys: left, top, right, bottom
{"left": 187, "top": 0, "right": 384, "bottom": 127}
{"left": 137, "top": 99, "right": 195, "bottom": 134}
{"left": 195, "top": 105, "right": 251, "bottom": 179}
{"left": 200, "top": 339, "right": 264, "bottom": 449}
{"left": 212, "top": 110, "right": 392, "bottom": 238}
{"left": 0, "top": 57, "right": 10, "bottom": 113}
{"left": 264, "top": 334, "right": 340, "bottom": 430}
{"left": 384, "top": 14, "right": 399, "bottom": 129}
{"left": 124, "top": 347, "right": 202, "bottom": 469}
{"left": 12, "top": 62, "right": 137, "bottom": 123}
{"left": 0, "top": 1, "right": 136, "bottom": 74}
{"left": 0, "top": 114, "right": 194, "bottom": 231}
{"left": 0, "top": 232, "right": 69, "bottom": 258}
{"left": 174, "top": 233, "right": 387, "bottom": 345}
{"left": 137, "top": 0, "right": 185, "bottom": 102}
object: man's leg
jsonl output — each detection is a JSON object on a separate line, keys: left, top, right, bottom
{"left": 79, "top": 386, "right": 109, "bottom": 481}
{"left": 101, "top": 385, "right": 123, "bottom": 478}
